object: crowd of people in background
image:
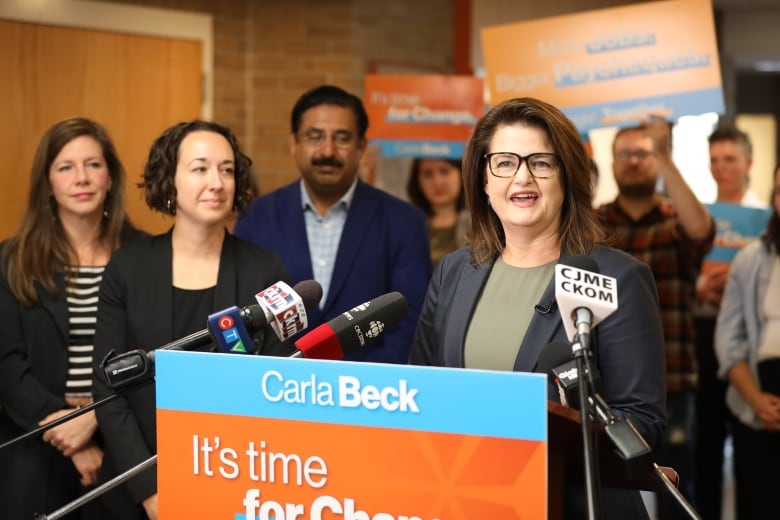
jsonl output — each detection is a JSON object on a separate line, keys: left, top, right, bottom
{"left": 0, "top": 83, "right": 777, "bottom": 519}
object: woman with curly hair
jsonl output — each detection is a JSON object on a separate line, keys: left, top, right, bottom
{"left": 91, "top": 120, "right": 290, "bottom": 519}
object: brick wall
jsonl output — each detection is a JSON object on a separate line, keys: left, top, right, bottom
{"left": 247, "top": 1, "right": 455, "bottom": 191}
{"left": 98, "top": 0, "right": 455, "bottom": 193}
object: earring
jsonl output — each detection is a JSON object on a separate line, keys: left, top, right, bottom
{"left": 166, "top": 198, "right": 176, "bottom": 215}
{"left": 103, "top": 191, "right": 110, "bottom": 218}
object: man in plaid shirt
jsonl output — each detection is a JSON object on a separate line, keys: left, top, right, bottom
{"left": 598, "top": 116, "right": 715, "bottom": 519}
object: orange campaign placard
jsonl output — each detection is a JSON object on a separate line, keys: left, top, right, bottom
{"left": 154, "top": 351, "right": 548, "bottom": 519}
{"left": 364, "top": 74, "right": 484, "bottom": 158}
{"left": 481, "top": 0, "right": 723, "bottom": 132}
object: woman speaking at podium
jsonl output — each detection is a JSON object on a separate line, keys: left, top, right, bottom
{"left": 409, "top": 98, "right": 666, "bottom": 519}
{"left": 91, "top": 120, "right": 290, "bottom": 519}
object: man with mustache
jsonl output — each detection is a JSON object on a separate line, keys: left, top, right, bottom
{"left": 597, "top": 117, "right": 715, "bottom": 519}
{"left": 235, "top": 85, "right": 431, "bottom": 363}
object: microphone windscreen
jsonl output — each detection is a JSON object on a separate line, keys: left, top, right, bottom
{"left": 292, "top": 323, "right": 342, "bottom": 360}
{"left": 559, "top": 254, "right": 600, "bottom": 273}
{"left": 327, "top": 292, "right": 408, "bottom": 354}
{"left": 295, "top": 291, "right": 408, "bottom": 359}
{"left": 294, "top": 279, "right": 323, "bottom": 312}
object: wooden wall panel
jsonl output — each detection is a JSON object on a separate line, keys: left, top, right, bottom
{"left": 0, "top": 19, "right": 202, "bottom": 238}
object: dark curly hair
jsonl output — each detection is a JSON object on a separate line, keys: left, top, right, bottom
{"left": 138, "top": 120, "right": 254, "bottom": 215}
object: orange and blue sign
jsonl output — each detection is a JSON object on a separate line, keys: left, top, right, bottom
{"left": 364, "top": 74, "right": 485, "bottom": 159}
{"left": 705, "top": 203, "right": 771, "bottom": 264}
{"left": 156, "top": 351, "right": 548, "bottom": 519}
{"left": 481, "top": 0, "right": 723, "bottom": 132}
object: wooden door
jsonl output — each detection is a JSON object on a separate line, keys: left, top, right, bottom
{"left": 0, "top": 19, "right": 203, "bottom": 238}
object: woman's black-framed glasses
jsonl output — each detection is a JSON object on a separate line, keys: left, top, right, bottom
{"left": 484, "top": 152, "right": 560, "bottom": 179}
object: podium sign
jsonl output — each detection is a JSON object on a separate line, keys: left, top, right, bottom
{"left": 156, "top": 351, "right": 548, "bottom": 519}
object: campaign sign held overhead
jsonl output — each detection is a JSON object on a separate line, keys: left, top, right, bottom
{"left": 481, "top": 0, "right": 724, "bottom": 132}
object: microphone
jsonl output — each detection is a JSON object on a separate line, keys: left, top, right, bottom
{"left": 101, "top": 280, "right": 322, "bottom": 391}
{"left": 538, "top": 342, "right": 652, "bottom": 468}
{"left": 209, "top": 280, "right": 322, "bottom": 354}
{"left": 554, "top": 255, "right": 618, "bottom": 350}
{"left": 538, "top": 341, "right": 600, "bottom": 408}
{"left": 290, "top": 292, "right": 408, "bottom": 360}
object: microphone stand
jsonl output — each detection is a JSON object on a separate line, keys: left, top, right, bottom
{"left": 571, "top": 337, "right": 601, "bottom": 520}
{"left": 34, "top": 455, "right": 157, "bottom": 520}
{"left": 1, "top": 328, "right": 215, "bottom": 451}
{"left": 573, "top": 364, "right": 701, "bottom": 520}
{"left": 1, "top": 395, "right": 112, "bottom": 451}
{"left": 652, "top": 463, "right": 702, "bottom": 520}
{"left": 0, "top": 379, "right": 154, "bottom": 452}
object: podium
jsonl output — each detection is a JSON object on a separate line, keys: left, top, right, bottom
{"left": 547, "top": 401, "right": 677, "bottom": 520}
{"left": 155, "top": 350, "right": 551, "bottom": 518}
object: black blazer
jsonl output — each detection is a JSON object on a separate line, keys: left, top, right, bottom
{"left": 409, "top": 245, "right": 667, "bottom": 520}
{"left": 91, "top": 230, "right": 290, "bottom": 513}
{"left": 0, "top": 228, "right": 146, "bottom": 519}
{"left": 0, "top": 257, "right": 76, "bottom": 519}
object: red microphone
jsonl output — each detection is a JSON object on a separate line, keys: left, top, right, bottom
{"left": 290, "top": 292, "right": 408, "bottom": 360}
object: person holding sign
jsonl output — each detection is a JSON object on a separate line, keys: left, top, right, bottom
{"left": 695, "top": 125, "right": 769, "bottom": 520}
{"left": 92, "top": 120, "right": 291, "bottom": 520}
{"left": 406, "top": 157, "right": 470, "bottom": 268}
{"left": 409, "top": 97, "right": 666, "bottom": 519}
{"left": 597, "top": 117, "right": 715, "bottom": 518}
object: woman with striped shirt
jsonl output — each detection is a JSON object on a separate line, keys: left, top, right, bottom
{"left": 0, "top": 118, "right": 140, "bottom": 519}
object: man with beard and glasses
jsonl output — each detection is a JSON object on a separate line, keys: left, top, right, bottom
{"left": 234, "top": 85, "right": 431, "bottom": 364}
{"left": 597, "top": 116, "right": 715, "bottom": 520}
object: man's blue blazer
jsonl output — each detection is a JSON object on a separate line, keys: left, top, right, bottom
{"left": 235, "top": 179, "right": 431, "bottom": 363}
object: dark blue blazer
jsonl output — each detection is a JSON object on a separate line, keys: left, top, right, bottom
{"left": 410, "top": 245, "right": 667, "bottom": 519}
{"left": 235, "top": 180, "right": 431, "bottom": 363}
{"left": 410, "top": 245, "right": 666, "bottom": 448}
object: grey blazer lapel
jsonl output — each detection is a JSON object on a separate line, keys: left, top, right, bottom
{"left": 442, "top": 258, "right": 492, "bottom": 368}
{"left": 514, "top": 279, "right": 563, "bottom": 372}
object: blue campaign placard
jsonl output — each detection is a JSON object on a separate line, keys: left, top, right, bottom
{"left": 706, "top": 202, "right": 771, "bottom": 263}
{"left": 155, "top": 350, "right": 547, "bottom": 442}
